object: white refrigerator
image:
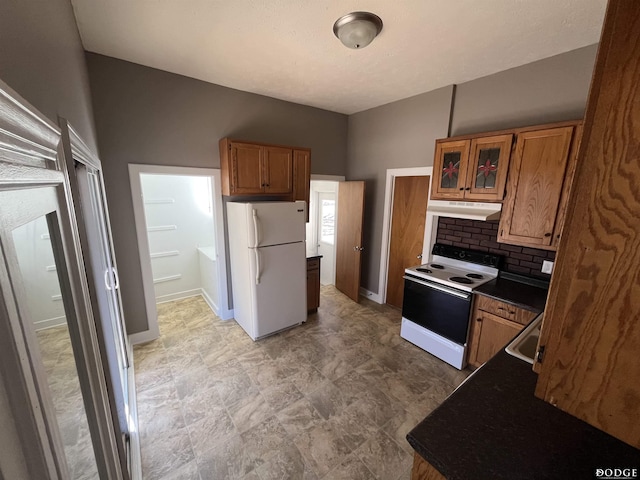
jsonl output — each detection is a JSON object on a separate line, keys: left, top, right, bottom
{"left": 226, "top": 201, "right": 307, "bottom": 340}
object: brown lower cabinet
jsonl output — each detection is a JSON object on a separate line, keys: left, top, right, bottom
{"left": 467, "top": 295, "right": 538, "bottom": 368}
{"left": 306, "top": 257, "right": 320, "bottom": 312}
{"left": 411, "top": 452, "right": 446, "bottom": 480}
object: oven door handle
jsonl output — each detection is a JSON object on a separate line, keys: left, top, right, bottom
{"left": 403, "top": 275, "right": 471, "bottom": 300}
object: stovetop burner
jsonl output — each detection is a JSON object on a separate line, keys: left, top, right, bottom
{"left": 466, "top": 273, "right": 484, "bottom": 279}
{"left": 449, "top": 276, "right": 475, "bottom": 285}
{"left": 404, "top": 244, "right": 502, "bottom": 292}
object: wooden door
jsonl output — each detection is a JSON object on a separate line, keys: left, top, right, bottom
{"left": 430, "top": 140, "right": 470, "bottom": 200}
{"left": 263, "top": 146, "right": 292, "bottom": 194}
{"left": 335, "top": 181, "right": 365, "bottom": 302}
{"left": 386, "top": 176, "right": 430, "bottom": 308}
{"left": 498, "top": 127, "right": 574, "bottom": 249}
{"left": 465, "top": 134, "right": 513, "bottom": 201}
{"left": 230, "top": 142, "right": 264, "bottom": 193}
{"left": 469, "top": 311, "right": 522, "bottom": 366}
{"left": 535, "top": 0, "right": 640, "bottom": 449}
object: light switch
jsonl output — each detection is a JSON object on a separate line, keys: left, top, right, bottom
{"left": 542, "top": 260, "right": 554, "bottom": 274}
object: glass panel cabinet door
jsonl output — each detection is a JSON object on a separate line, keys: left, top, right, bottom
{"left": 465, "top": 134, "right": 513, "bottom": 200}
{"left": 431, "top": 140, "right": 471, "bottom": 200}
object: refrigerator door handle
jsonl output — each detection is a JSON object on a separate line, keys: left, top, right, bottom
{"left": 255, "top": 248, "right": 261, "bottom": 285}
{"left": 252, "top": 209, "right": 260, "bottom": 248}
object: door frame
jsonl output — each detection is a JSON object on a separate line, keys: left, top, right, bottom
{"left": 128, "top": 164, "right": 231, "bottom": 345}
{"left": 377, "top": 167, "right": 434, "bottom": 305}
{"left": 0, "top": 78, "right": 123, "bottom": 479}
{"left": 59, "top": 118, "right": 139, "bottom": 479}
{"left": 309, "top": 174, "right": 344, "bottom": 286}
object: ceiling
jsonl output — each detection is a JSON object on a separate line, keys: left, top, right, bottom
{"left": 70, "top": 1, "right": 606, "bottom": 115}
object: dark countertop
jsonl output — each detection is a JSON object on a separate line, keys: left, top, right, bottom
{"left": 306, "top": 254, "right": 323, "bottom": 260}
{"left": 474, "top": 272, "right": 549, "bottom": 312}
{"left": 407, "top": 350, "right": 640, "bottom": 479}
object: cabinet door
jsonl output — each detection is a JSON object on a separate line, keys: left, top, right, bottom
{"left": 465, "top": 134, "right": 513, "bottom": 200}
{"left": 263, "top": 146, "right": 293, "bottom": 194}
{"left": 469, "top": 310, "right": 523, "bottom": 366}
{"left": 293, "top": 149, "right": 311, "bottom": 220}
{"left": 431, "top": 140, "right": 470, "bottom": 200}
{"left": 306, "top": 259, "right": 320, "bottom": 312}
{"left": 230, "top": 142, "right": 264, "bottom": 193}
{"left": 498, "top": 127, "right": 574, "bottom": 249}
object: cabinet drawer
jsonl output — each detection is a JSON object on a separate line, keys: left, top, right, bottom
{"left": 475, "top": 295, "right": 537, "bottom": 325}
{"left": 307, "top": 258, "right": 320, "bottom": 270}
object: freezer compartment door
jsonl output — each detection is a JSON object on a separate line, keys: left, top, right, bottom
{"left": 252, "top": 241, "right": 306, "bottom": 338}
{"left": 246, "top": 201, "right": 306, "bottom": 247}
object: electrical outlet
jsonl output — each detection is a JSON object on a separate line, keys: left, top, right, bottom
{"left": 542, "top": 260, "right": 554, "bottom": 274}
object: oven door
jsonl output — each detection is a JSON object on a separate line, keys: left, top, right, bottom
{"left": 401, "top": 275, "right": 472, "bottom": 345}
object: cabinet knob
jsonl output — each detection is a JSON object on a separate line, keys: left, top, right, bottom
{"left": 476, "top": 318, "right": 482, "bottom": 322}
{"left": 544, "top": 233, "right": 552, "bottom": 237}
{"left": 465, "top": 187, "right": 471, "bottom": 190}
{"left": 459, "top": 187, "right": 464, "bottom": 191}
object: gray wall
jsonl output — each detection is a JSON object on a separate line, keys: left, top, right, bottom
{"left": 346, "top": 45, "right": 597, "bottom": 295}
{"left": 451, "top": 44, "right": 598, "bottom": 136}
{"left": 347, "top": 86, "right": 455, "bottom": 294}
{"left": 86, "top": 53, "right": 348, "bottom": 334}
{"left": 0, "top": 0, "right": 97, "bottom": 474}
{"left": 0, "top": 0, "right": 98, "bottom": 152}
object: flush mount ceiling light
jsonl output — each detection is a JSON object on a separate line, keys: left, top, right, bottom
{"left": 333, "top": 11, "right": 383, "bottom": 49}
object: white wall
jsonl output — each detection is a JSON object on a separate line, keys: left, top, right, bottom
{"left": 141, "top": 174, "right": 216, "bottom": 302}
{"left": 12, "top": 217, "right": 66, "bottom": 329}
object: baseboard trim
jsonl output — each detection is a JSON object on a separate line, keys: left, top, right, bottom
{"left": 359, "top": 287, "right": 382, "bottom": 304}
{"left": 129, "top": 329, "right": 159, "bottom": 345}
{"left": 200, "top": 289, "right": 219, "bottom": 316}
{"left": 155, "top": 289, "right": 201, "bottom": 304}
{"left": 34, "top": 316, "right": 66, "bottom": 331}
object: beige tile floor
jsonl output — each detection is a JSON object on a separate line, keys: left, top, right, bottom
{"left": 37, "top": 324, "right": 100, "bottom": 480}
{"left": 134, "top": 286, "right": 470, "bottom": 480}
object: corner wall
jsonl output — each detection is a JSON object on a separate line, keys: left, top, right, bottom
{"left": 86, "top": 53, "right": 348, "bottom": 334}
{"left": 346, "top": 45, "right": 597, "bottom": 295}
{"left": 346, "top": 87, "right": 454, "bottom": 296}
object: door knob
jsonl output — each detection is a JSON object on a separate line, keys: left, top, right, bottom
{"left": 353, "top": 246, "right": 359, "bottom": 251}
{"left": 417, "top": 254, "right": 422, "bottom": 259}
{"left": 359, "top": 247, "right": 364, "bottom": 251}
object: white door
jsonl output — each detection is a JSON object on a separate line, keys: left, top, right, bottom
{"left": 253, "top": 241, "right": 306, "bottom": 338}
{"left": 316, "top": 192, "right": 336, "bottom": 285}
{"left": 85, "top": 170, "right": 130, "bottom": 426}
{"left": 246, "top": 201, "right": 306, "bottom": 246}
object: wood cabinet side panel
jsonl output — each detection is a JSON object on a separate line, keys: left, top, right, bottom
{"left": 535, "top": 0, "right": 640, "bottom": 449}
{"left": 293, "top": 149, "right": 311, "bottom": 220}
{"left": 411, "top": 452, "right": 447, "bottom": 480}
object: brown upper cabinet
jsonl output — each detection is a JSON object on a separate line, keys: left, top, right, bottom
{"left": 219, "top": 139, "right": 311, "bottom": 213}
{"left": 498, "top": 125, "right": 581, "bottom": 251}
{"left": 431, "top": 134, "right": 513, "bottom": 201}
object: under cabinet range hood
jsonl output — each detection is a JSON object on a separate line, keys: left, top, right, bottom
{"left": 426, "top": 200, "right": 502, "bottom": 221}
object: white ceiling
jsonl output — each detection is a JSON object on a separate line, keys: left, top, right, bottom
{"left": 70, "top": 0, "right": 606, "bottom": 115}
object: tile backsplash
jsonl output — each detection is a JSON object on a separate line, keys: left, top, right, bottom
{"left": 436, "top": 217, "right": 556, "bottom": 279}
